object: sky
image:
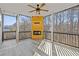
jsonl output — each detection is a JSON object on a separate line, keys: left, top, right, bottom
{"left": 3, "top": 14, "right": 49, "bottom": 27}
{"left": 3, "top": 15, "right": 31, "bottom": 26}
{"left": 4, "top": 15, "right": 16, "bottom": 26}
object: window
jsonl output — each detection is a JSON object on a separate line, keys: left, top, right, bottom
{"left": 63, "top": 11, "right": 68, "bottom": 33}
{"left": 3, "top": 14, "right": 16, "bottom": 40}
{"left": 56, "top": 13, "right": 61, "bottom": 32}
{"left": 53, "top": 5, "right": 79, "bottom": 34}
{"left": 44, "top": 16, "right": 51, "bottom": 31}
{"left": 19, "top": 15, "right": 31, "bottom": 31}
{"left": 53, "top": 5, "right": 79, "bottom": 47}
{"left": 3, "top": 15, "right": 16, "bottom": 31}
{"left": 53, "top": 14, "right": 57, "bottom": 32}
{"left": 19, "top": 15, "right": 31, "bottom": 39}
{"left": 73, "top": 8, "right": 78, "bottom": 34}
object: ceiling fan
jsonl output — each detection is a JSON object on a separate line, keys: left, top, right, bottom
{"left": 27, "top": 3, "right": 48, "bottom": 14}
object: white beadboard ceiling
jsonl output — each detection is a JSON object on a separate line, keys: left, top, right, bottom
{"left": 0, "top": 3, "right": 79, "bottom": 16}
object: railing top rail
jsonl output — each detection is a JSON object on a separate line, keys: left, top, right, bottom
{"left": 3, "top": 31, "right": 51, "bottom": 33}
{"left": 53, "top": 32, "right": 79, "bottom": 36}
{"left": 3, "top": 31, "right": 16, "bottom": 33}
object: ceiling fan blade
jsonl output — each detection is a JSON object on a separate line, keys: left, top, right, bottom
{"left": 29, "top": 10, "right": 36, "bottom": 12}
{"left": 40, "top": 3, "right": 45, "bottom": 8}
{"left": 27, "top": 5, "right": 36, "bottom": 9}
{"left": 40, "top": 9, "right": 48, "bottom": 12}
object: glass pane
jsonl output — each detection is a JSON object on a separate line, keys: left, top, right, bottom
{"left": 73, "top": 9, "right": 78, "bottom": 34}
{"left": 53, "top": 14, "right": 57, "bottom": 32}
{"left": 3, "top": 15, "right": 16, "bottom": 31}
{"left": 44, "top": 16, "right": 51, "bottom": 31}
{"left": 3, "top": 15, "right": 16, "bottom": 40}
{"left": 19, "top": 15, "right": 31, "bottom": 39}
{"left": 19, "top": 15, "right": 31, "bottom": 31}
{"left": 53, "top": 5, "right": 79, "bottom": 48}
{"left": 44, "top": 16, "right": 51, "bottom": 40}
{"left": 63, "top": 11, "right": 68, "bottom": 33}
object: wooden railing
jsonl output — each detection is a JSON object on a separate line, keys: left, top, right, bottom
{"left": 3, "top": 31, "right": 16, "bottom": 40}
{"left": 3, "top": 31, "right": 32, "bottom": 40}
{"left": 43, "top": 31, "right": 51, "bottom": 40}
{"left": 3, "top": 31, "right": 51, "bottom": 40}
{"left": 53, "top": 32, "right": 79, "bottom": 48}
{"left": 19, "top": 31, "right": 32, "bottom": 40}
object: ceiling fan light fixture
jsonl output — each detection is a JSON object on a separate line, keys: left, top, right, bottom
{"left": 27, "top": 3, "right": 48, "bottom": 14}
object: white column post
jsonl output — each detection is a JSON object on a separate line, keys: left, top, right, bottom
{"left": 16, "top": 14, "right": 20, "bottom": 43}
{"left": 50, "top": 15, "right": 53, "bottom": 42}
{"left": 0, "top": 8, "right": 2, "bottom": 48}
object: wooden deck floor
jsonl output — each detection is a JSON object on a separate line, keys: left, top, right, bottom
{"left": 0, "top": 39, "right": 79, "bottom": 56}
{"left": 0, "top": 39, "right": 38, "bottom": 56}
{"left": 34, "top": 40, "right": 53, "bottom": 56}
{"left": 54, "top": 42, "right": 79, "bottom": 56}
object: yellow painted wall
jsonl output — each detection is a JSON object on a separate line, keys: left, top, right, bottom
{"left": 32, "top": 16, "right": 44, "bottom": 40}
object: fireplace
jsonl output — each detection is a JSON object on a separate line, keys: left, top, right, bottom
{"left": 33, "top": 31, "right": 41, "bottom": 35}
